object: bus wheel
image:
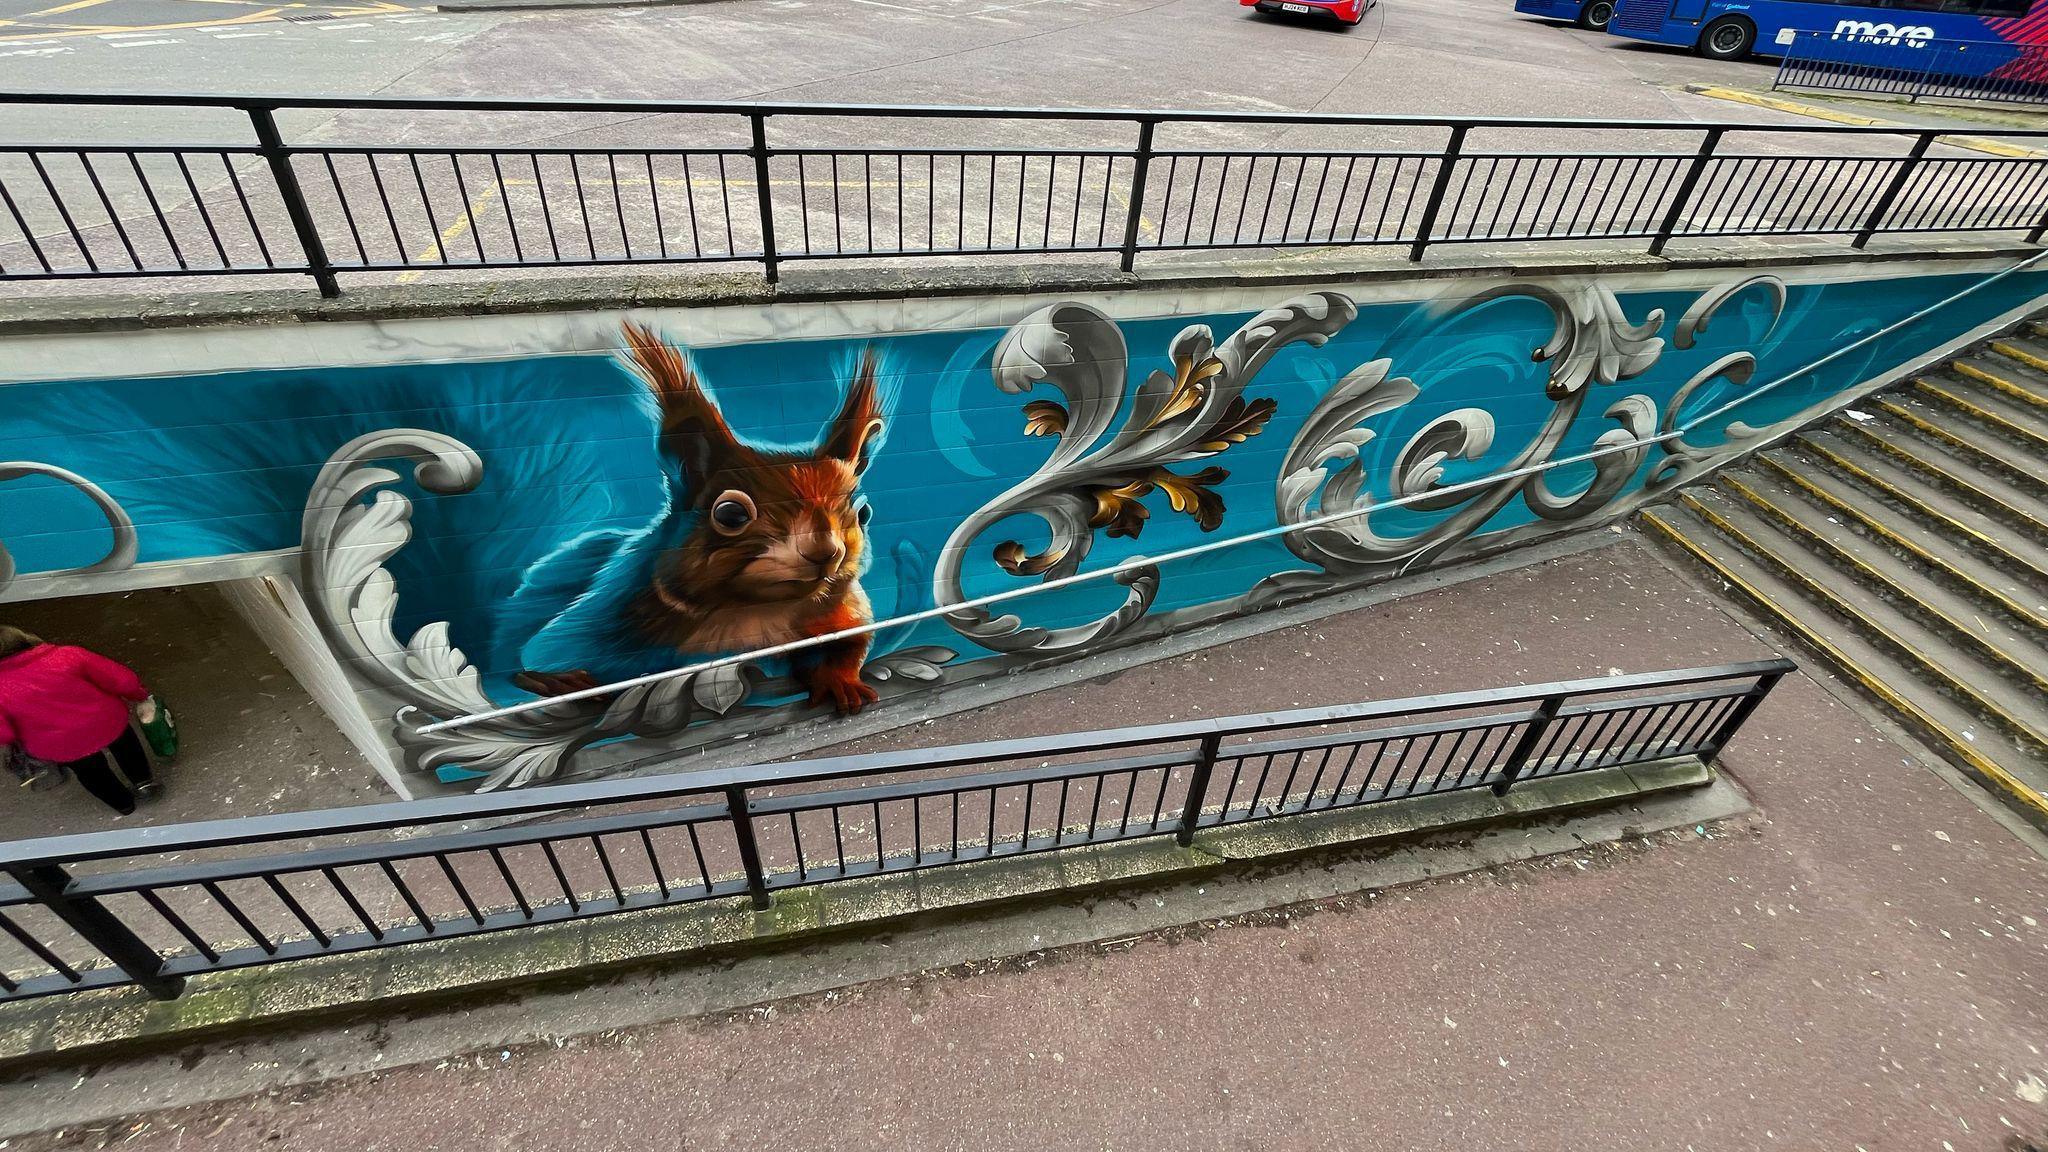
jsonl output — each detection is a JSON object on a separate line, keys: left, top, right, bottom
{"left": 1696, "top": 15, "right": 1755, "bottom": 60}
{"left": 1576, "top": 0, "right": 1613, "bottom": 30}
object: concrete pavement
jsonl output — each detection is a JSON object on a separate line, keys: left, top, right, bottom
{"left": 10, "top": 530, "right": 2048, "bottom": 1150}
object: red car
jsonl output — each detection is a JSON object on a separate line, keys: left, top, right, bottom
{"left": 1242, "top": 0, "right": 1370, "bottom": 26}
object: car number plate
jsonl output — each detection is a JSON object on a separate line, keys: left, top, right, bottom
{"left": 1281, "top": 4, "right": 1311, "bottom": 12}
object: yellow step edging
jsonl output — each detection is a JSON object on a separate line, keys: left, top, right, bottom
{"left": 1915, "top": 375, "right": 2048, "bottom": 454}
{"left": 1720, "top": 474, "right": 2048, "bottom": 695}
{"left": 1642, "top": 508, "right": 2048, "bottom": 826}
{"left": 1682, "top": 85, "right": 2048, "bottom": 159}
{"left": 1754, "top": 452, "right": 2048, "bottom": 632}
{"left": 1835, "top": 408, "right": 2048, "bottom": 536}
{"left": 1955, "top": 358, "right": 2048, "bottom": 414}
{"left": 1674, "top": 491, "right": 2048, "bottom": 751}
{"left": 1871, "top": 397, "right": 2048, "bottom": 490}
{"left": 1794, "top": 436, "right": 2048, "bottom": 581}
{"left": 1987, "top": 340, "right": 2048, "bottom": 389}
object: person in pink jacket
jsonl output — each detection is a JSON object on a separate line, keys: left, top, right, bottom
{"left": 0, "top": 625, "right": 161, "bottom": 815}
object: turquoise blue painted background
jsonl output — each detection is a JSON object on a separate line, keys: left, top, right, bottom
{"left": 2, "top": 269, "right": 2039, "bottom": 705}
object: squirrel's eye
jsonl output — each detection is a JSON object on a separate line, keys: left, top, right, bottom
{"left": 854, "top": 498, "right": 872, "bottom": 527}
{"left": 709, "top": 491, "right": 756, "bottom": 534}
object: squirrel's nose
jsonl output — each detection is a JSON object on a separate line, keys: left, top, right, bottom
{"left": 796, "top": 532, "right": 844, "bottom": 571}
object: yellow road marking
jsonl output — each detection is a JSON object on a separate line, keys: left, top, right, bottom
{"left": 23, "top": 0, "right": 117, "bottom": 17}
{"left": 1683, "top": 83, "right": 2048, "bottom": 159}
{"left": 395, "top": 182, "right": 500, "bottom": 284}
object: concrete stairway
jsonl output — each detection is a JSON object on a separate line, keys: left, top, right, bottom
{"left": 1643, "top": 326, "right": 2048, "bottom": 828}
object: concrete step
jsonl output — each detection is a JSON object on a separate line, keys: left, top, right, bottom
{"left": 1677, "top": 484, "right": 2048, "bottom": 751}
{"left": 1828, "top": 412, "right": 2048, "bottom": 542}
{"left": 1867, "top": 394, "right": 2048, "bottom": 497}
{"left": 1790, "top": 431, "right": 2048, "bottom": 585}
{"left": 1913, "top": 373, "right": 2048, "bottom": 457}
{"left": 1750, "top": 453, "right": 2048, "bottom": 634}
{"left": 1967, "top": 343, "right": 2048, "bottom": 411}
{"left": 1641, "top": 502, "right": 2048, "bottom": 828}
{"left": 1716, "top": 468, "right": 2048, "bottom": 696}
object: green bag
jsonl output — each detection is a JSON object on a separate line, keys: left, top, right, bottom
{"left": 135, "top": 696, "right": 178, "bottom": 761}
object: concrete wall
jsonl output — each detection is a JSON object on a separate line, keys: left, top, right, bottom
{"left": 4, "top": 254, "right": 2043, "bottom": 794}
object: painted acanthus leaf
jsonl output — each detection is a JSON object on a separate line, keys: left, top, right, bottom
{"left": 935, "top": 292, "right": 1355, "bottom": 655}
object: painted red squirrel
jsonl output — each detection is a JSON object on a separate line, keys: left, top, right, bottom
{"left": 509, "top": 322, "right": 886, "bottom": 715}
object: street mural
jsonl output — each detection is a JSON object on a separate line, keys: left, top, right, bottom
{"left": 2, "top": 267, "right": 2042, "bottom": 793}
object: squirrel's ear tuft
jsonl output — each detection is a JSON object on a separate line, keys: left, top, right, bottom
{"left": 823, "top": 346, "right": 886, "bottom": 475}
{"left": 620, "top": 321, "right": 740, "bottom": 489}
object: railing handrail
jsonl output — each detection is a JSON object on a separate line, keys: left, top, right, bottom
{"left": 0, "top": 659, "right": 1792, "bottom": 870}
{"left": 5, "top": 90, "right": 2048, "bottom": 135}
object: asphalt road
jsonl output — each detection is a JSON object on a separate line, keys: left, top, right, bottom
{"left": 0, "top": 0, "right": 1790, "bottom": 128}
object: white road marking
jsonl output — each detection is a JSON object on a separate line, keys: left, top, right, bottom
{"left": 0, "top": 45, "right": 70, "bottom": 56}
{"left": 97, "top": 30, "right": 172, "bottom": 38}
{"left": 110, "top": 38, "right": 183, "bottom": 46}
{"left": 213, "top": 30, "right": 278, "bottom": 36}
{"left": 315, "top": 21, "right": 372, "bottom": 28}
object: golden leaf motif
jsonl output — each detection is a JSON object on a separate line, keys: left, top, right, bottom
{"left": 1021, "top": 399, "right": 1069, "bottom": 437}
{"left": 1148, "top": 465, "right": 1229, "bottom": 532}
{"left": 1088, "top": 480, "right": 1154, "bottom": 540}
{"left": 993, "top": 539, "right": 1068, "bottom": 576}
{"left": 1149, "top": 353, "right": 1225, "bottom": 428}
{"left": 1196, "top": 396, "right": 1277, "bottom": 453}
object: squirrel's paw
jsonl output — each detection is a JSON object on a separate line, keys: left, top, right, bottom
{"left": 807, "top": 669, "right": 880, "bottom": 716}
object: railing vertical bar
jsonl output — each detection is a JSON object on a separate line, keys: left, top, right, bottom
{"left": 0, "top": 175, "right": 53, "bottom": 272}
{"left": 1491, "top": 695, "right": 1564, "bottom": 797}
{"left": 202, "top": 879, "right": 276, "bottom": 955}
{"left": 407, "top": 152, "right": 448, "bottom": 263}
{"left": 369, "top": 155, "right": 410, "bottom": 263}
{"left": 0, "top": 905, "right": 82, "bottom": 984}
{"left": 1175, "top": 732, "right": 1223, "bottom": 846}
{"left": 1855, "top": 131, "right": 1935, "bottom": 247}
{"left": 643, "top": 152, "right": 666, "bottom": 260}
{"left": 724, "top": 787, "right": 769, "bottom": 908}
{"left": 1409, "top": 124, "right": 1467, "bottom": 260}
{"left": 489, "top": 847, "right": 535, "bottom": 917}
{"left": 745, "top": 114, "right": 777, "bottom": 270}
{"left": 537, "top": 842, "right": 579, "bottom": 913}
{"left": 495, "top": 153, "right": 525, "bottom": 262}
{"left": 1322, "top": 742, "right": 1366, "bottom": 807}
{"left": 433, "top": 853, "right": 486, "bottom": 926}
{"left": 262, "top": 875, "right": 331, "bottom": 947}
{"left": 125, "top": 153, "right": 186, "bottom": 269}
{"left": 1118, "top": 118, "right": 1157, "bottom": 271}
{"left": 139, "top": 887, "right": 221, "bottom": 963}
{"left": 27, "top": 151, "right": 98, "bottom": 271}
{"left": 380, "top": 860, "right": 438, "bottom": 930}
{"left": 684, "top": 822, "right": 712, "bottom": 892}
{"left": 453, "top": 153, "right": 489, "bottom": 262}
{"left": 590, "top": 835, "right": 625, "bottom": 905}
{"left": 321, "top": 153, "right": 370, "bottom": 265}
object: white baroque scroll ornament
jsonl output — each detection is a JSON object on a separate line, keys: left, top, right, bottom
{"left": 0, "top": 462, "right": 138, "bottom": 597}
{"left": 1264, "top": 281, "right": 1667, "bottom": 586}
{"left": 935, "top": 292, "right": 1356, "bottom": 655}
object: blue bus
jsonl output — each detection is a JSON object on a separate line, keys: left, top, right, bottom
{"left": 1606, "top": 0, "right": 2047, "bottom": 61}
{"left": 1515, "top": 0, "right": 1618, "bottom": 31}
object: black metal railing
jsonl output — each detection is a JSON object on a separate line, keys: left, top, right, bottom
{"left": 0, "top": 659, "right": 1791, "bottom": 1003}
{"left": 4, "top": 93, "right": 2048, "bottom": 296}
{"left": 1776, "top": 33, "right": 2048, "bottom": 108}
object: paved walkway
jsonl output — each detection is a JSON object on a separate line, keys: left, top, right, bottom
{"left": 16, "top": 531, "right": 2048, "bottom": 1151}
